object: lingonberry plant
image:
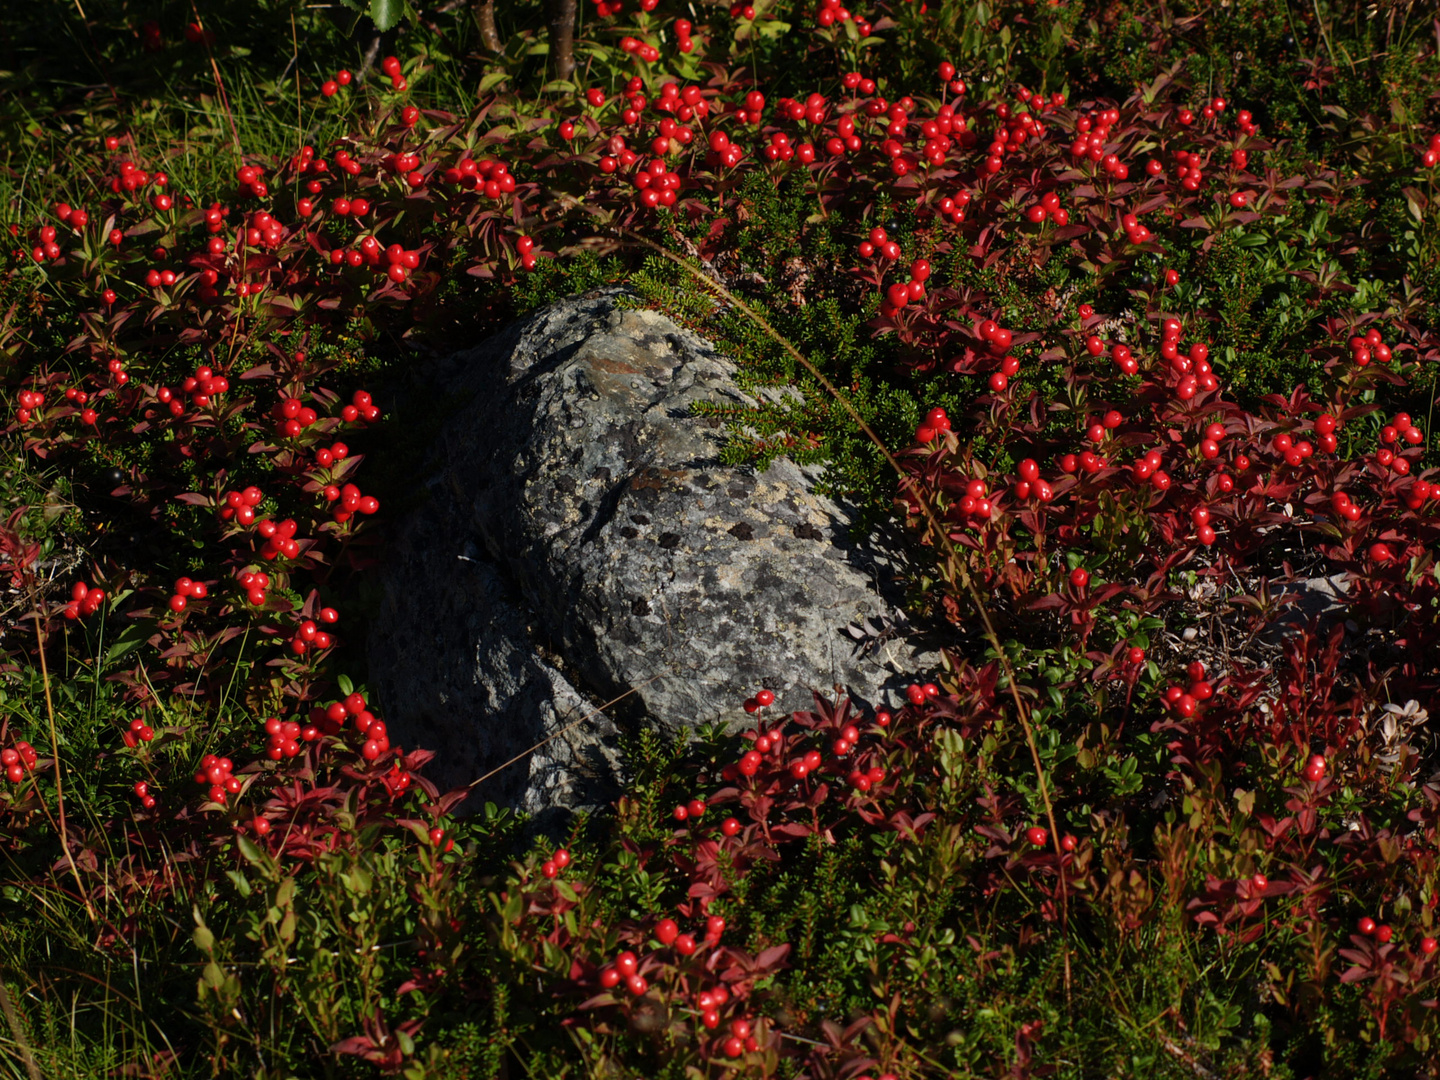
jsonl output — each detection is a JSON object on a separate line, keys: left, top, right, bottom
{"left": 0, "top": 0, "right": 1437, "bottom": 1075}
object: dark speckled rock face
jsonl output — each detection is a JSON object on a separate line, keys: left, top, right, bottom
{"left": 369, "top": 289, "right": 931, "bottom": 818}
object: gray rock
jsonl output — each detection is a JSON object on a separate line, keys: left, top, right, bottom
{"left": 370, "top": 288, "right": 932, "bottom": 814}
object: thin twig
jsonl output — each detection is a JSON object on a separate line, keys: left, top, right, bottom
{"left": 611, "top": 228, "right": 1074, "bottom": 1003}
{"left": 1310, "top": 0, "right": 1339, "bottom": 70}
{"left": 66, "top": 0, "right": 122, "bottom": 108}
{"left": 189, "top": 2, "right": 243, "bottom": 156}
{"left": 30, "top": 598, "right": 97, "bottom": 922}
{"left": 467, "top": 674, "right": 667, "bottom": 790}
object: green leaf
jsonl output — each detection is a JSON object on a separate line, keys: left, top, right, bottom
{"left": 236, "top": 834, "right": 278, "bottom": 879}
{"left": 370, "top": 0, "right": 405, "bottom": 31}
{"left": 336, "top": 673, "right": 354, "bottom": 696}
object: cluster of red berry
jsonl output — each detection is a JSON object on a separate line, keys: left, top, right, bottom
{"left": 846, "top": 762, "right": 887, "bottom": 792}
{"left": 14, "top": 390, "right": 44, "bottom": 423}
{"left": 1119, "top": 210, "right": 1153, "bottom": 245}
{"left": 317, "top": 692, "right": 394, "bottom": 761}
{"left": 237, "top": 570, "right": 272, "bottom": 607}
{"left": 1011, "top": 458, "right": 1055, "bottom": 504}
{"left": 628, "top": 158, "right": 684, "bottom": 208}
{"left": 28, "top": 224, "right": 65, "bottom": 263}
{"left": 618, "top": 35, "right": 662, "bottom": 62}
{"left": 382, "top": 149, "right": 426, "bottom": 186}
{"left": 181, "top": 20, "right": 215, "bottom": 46}
{"left": 313, "top": 441, "right": 349, "bottom": 469}
{"left": 142, "top": 266, "right": 179, "bottom": 289}
{"left": 599, "top": 949, "right": 649, "bottom": 995}
{"left": 673, "top": 17, "right": 695, "bottom": 51}
{"left": 122, "top": 717, "right": 155, "bottom": 748}
{"left": 340, "top": 390, "right": 381, "bottom": 423}
{"left": 328, "top": 150, "right": 367, "bottom": 183}
{"left": 108, "top": 159, "right": 166, "bottom": 198}
{"left": 539, "top": 847, "right": 571, "bottom": 878}
{"left": 761, "top": 130, "right": 815, "bottom": 163}
{"left": 274, "top": 395, "right": 321, "bottom": 438}
{"left": 1161, "top": 661, "right": 1215, "bottom": 719}
{"left": 235, "top": 164, "right": 268, "bottom": 199}
{"left": 219, "top": 486, "right": 265, "bottom": 526}
{"left": 1329, "top": 488, "right": 1365, "bottom": 523}
{"left": 195, "top": 754, "right": 240, "bottom": 804}
{"left": 181, "top": 366, "right": 228, "bottom": 410}
{"left": 1420, "top": 133, "right": 1440, "bottom": 168}
{"left": 258, "top": 518, "right": 302, "bottom": 560}
{"left": 262, "top": 716, "right": 319, "bottom": 760}
{"left": 903, "top": 681, "right": 940, "bottom": 705}
{"left": 1349, "top": 327, "right": 1393, "bottom": 367}
{"left": 237, "top": 210, "right": 287, "bottom": 250}
{"left": 289, "top": 607, "right": 339, "bottom": 655}
{"left": 327, "top": 484, "right": 380, "bottom": 524}
{"left": 1023, "top": 191, "right": 1069, "bottom": 226}
{"left": 949, "top": 477, "right": 995, "bottom": 524}
{"left": 319, "top": 69, "right": 354, "bottom": 97}
{"left": 436, "top": 156, "right": 514, "bottom": 198}
{"left": 513, "top": 235, "right": 538, "bottom": 271}
{"left": 132, "top": 779, "right": 157, "bottom": 809}
{"left": 741, "top": 687, "right": 776, "bottom": 713}
{"left": 63, "top": 387, "right": 94, "bottom": 426}
{"left": 62, "top": 581, "right": 105, "bottom": 620}
{"left": 167, "top": 576, "right": 208, "bottom": 612}
{"left": 880, "top": 257, "right": 931, "bottom": 316}
{"left": 813, "top": 0, "right": 854, "bottom": 28}
{"left": 978, "top": 92, "right": 1059, "bottom": 177}
{"left": 1, "top": 741, "right": 38, "bottom": 783}
{"left": 380, "top": 55, "right": 408, "bottom": 93}
{"left": 671, "top": 796, "right": 706, "bottom": 821}
{"left": 692, "top": 129, "right": 741, "bottom": 171}
{"left": 52, "top": 202, "right": 90, "bottom": 230}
